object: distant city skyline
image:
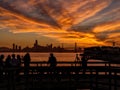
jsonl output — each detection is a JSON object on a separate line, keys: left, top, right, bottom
{"left": 0, "top": 39, "right": 82, "bottom": 49}
{"left": 0, "top": 0, "right": 120, "bottom": 47}
{"left": 0, "top": 40, "right": 82, "bottom": 52}
{"left": 11, "top": 40, "right": 77, "bottom": 49}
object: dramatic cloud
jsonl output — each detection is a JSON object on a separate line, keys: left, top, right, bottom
{"left": 0, "top": 0, "right": 120, "bottom": 47}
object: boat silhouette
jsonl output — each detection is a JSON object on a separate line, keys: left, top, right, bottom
{"left": 82, "top": 46, "right": 120, "bottom": 63}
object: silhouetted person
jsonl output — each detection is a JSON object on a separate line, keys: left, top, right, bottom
{"left": 5, "top": 55, "right": 12, "bottom": 76}
{"left": 81, "top": 54, "right": 88, "bottom": 74}
{"left": 5, "top": 55, "right": 11, "bottom": 67}
{"left": 10, "top": 54, "right": 21, "bottom": 81}
{"left": 48, "top": 53, "right": 57, "bottom": 68}
{"left": 17, "top": 55, "right": 21, "bottom": 67}
{"left": 48, "top": 53, "right": 57, "bottom": 74}
{"left": 0, "top": 54, "right": 4, "bottom": 67}
{"left": 23, "top": 53, "right": 31, "bottom": 75}
{"left": 0, "top": 54, "right": 4, "bottom": 78}
{"left": 75, "top": 53, "right": 80, "bottom": 66}
{"left": 16, "top": 55, "right": 22, "bottom": 81}
{"left": 10, "top": 54, "right": 20, "bottom": 67}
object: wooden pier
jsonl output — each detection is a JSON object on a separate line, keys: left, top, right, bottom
{"left": 0, "top": 61, "right": 120, "bottom": 90}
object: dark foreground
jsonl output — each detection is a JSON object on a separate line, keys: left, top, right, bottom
{"left": 0, "top": 61, "right": 120, "bottom": 90}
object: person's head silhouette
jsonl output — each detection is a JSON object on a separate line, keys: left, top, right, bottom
{"left": 0, "top": 54, "right": 4, "bottom": 59}
{"left": 12, "top": 54, "right": 15, "bottom": 58}
{"left": 50, "top": 53, "right": 54, "bottom": 57}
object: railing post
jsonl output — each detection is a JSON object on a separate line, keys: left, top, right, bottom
{"left": 90, "top": 68, "right": 93, "bottom": 89}
{"left": 24, "top": 70, "right": 30, "bottom": 90}
{"left": 105, "top": 62, "right": 107, "bottom": 75}
{"left": 7, "top": 68, "right": 16, "bottom": 90}
{"left": 95, "top": 70, "right": 98, "bottom": 89}
{"left": 109, "top": 62, "right": 112, "bottom": 90}
{"left": 114, "top": 72, "right": 117, "bottom": 90}
{"left": 7, "top": 69, "right": 12, "bottom": 90}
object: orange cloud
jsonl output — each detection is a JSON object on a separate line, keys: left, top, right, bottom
{"left": 0, "top": 0, "right": 120, "bottom": 47}
{"left": 93, "top": 20, "right": 120, "bottom": 33}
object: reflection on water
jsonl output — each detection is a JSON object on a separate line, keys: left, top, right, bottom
{"left": 0, "top": 52, "right": 78, "bottom": 62}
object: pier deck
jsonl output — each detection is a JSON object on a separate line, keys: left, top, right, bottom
{"left": 0, "top": 61, "right": 120, "bottom": 90}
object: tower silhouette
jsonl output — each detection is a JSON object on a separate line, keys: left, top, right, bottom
{"left": 34, "top": 40, "right": 38, "bottom": 47}
{"left": 74, "top": 42, "right": 77, "bottom": 52}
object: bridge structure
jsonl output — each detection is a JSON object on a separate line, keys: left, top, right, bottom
{"left": 0, "top": 61, "right": 120, "bottom": 90}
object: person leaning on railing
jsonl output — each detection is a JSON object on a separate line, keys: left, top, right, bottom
{"left": 81, "top": 54, "right": 88, "bottom": 74}
{"left": 23, "top": 52, "right": 31, "bottom": 75}
{"left": 48, "top": 53, "right": 57, "bottom": 74}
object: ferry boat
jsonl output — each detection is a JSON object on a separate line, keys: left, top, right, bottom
{"left": 82, "top": 46, "right": 120, "bottom": 63}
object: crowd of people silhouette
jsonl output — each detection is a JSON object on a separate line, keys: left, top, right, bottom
{"left": 0, "top": 52, "right": 89, "bottom": 81}
{"left": 0, "top": 52, "right": 31, "bottom": 80}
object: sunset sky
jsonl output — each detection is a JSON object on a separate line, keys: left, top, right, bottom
{"left": 0, "top": 0, "right": 120, "bottom": 48}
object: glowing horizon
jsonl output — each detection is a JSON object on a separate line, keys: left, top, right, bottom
{"left": 0, "top": 0, "right": 120, "bottom": 48}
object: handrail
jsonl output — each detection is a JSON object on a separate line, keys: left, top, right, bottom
{"left": 21, "top": 61, "right": 116, "bottom": 67}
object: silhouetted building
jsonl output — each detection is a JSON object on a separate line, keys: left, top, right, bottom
{"left": 0, "top": 40, "right": 82, "bottom": 52}
{"left": 0, "top": 47, "right": 10, "bottom": 52}
{"left": 22, "top": 46, "right": 31, "bottom": 52}
{"left": 13, "top": 43, "right": 15, "bottom": 50}
{"left": 19, "top": 46, "right": 21, "bottom": 51}
{"left": 16, "top": 45, "right": 18, "bottom": 50}
{"left": 34, "top": 40, "right": 38, "bottom": 47}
